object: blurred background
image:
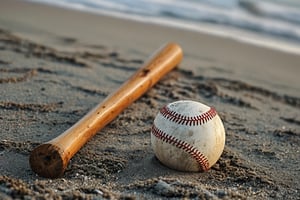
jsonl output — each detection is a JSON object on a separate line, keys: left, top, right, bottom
{"left": 27, "top": 0, "right": 300, "bottom": 54}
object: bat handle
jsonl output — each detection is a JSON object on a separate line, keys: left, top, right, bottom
{"left": 29, "top": 43, "right": 183, "bottom": 178}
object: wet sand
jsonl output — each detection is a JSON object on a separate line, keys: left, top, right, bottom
{"left": 0, "top": 0, "right": 299, "bottom": 199}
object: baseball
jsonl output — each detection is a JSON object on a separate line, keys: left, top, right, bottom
{"left": 151, "top": 100, "right": 225, "bottom": 172}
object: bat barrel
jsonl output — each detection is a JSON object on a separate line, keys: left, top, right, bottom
{"left": 29, "top": 43, "right": 183, "bottom": 178}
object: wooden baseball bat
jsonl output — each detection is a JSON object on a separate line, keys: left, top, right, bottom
{"left": 29, "top": 43, "right": 183, "bottom": 178}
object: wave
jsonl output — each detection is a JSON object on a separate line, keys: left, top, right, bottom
{"left": 27, "top": 0, "right": 300, "bottom": 54}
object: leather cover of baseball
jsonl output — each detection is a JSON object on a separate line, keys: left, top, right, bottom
{"left": 151, "top": 100, "right": 225, "bottom": 172}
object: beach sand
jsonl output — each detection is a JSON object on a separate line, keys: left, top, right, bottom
{"left": 0, "top": 0, "right": 299, "bottom": 199}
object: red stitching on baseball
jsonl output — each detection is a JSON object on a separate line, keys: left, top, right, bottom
{"left": 151, "top": 125, "right": 209, "bottom": 171}
{"left": 160, "top": 106, "right": 217, "bottom": 126}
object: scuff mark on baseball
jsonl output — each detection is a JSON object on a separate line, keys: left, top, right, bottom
{"left": 151, "top": 100, "right": 225, "bottom": 172}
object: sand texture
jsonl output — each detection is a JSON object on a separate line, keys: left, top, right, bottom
{"left": 0, "top": 0, "right": 300, "bottom": 199}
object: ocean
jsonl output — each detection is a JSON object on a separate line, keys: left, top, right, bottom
{"left": 27, "top": 0, "right": 300, "bottom": 54}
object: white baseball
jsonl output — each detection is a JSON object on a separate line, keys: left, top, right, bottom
{"left": 151, "top": 100, "right": 225, "bottom": 172}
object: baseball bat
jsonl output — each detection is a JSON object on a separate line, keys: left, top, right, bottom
{"left": 29, "top": 43, "right": 183, "bottom": 178}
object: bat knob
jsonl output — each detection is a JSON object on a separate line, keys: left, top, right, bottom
{"left": 29, "top": 143, "right": 67, "bottom": 178}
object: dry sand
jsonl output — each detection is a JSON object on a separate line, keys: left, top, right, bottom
{"left": 0, "top": 0, "right": 299, "bottom": 199}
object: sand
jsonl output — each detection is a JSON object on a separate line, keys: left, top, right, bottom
{"left": 0, "top": 0, "right": 299, "bottom": 199}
